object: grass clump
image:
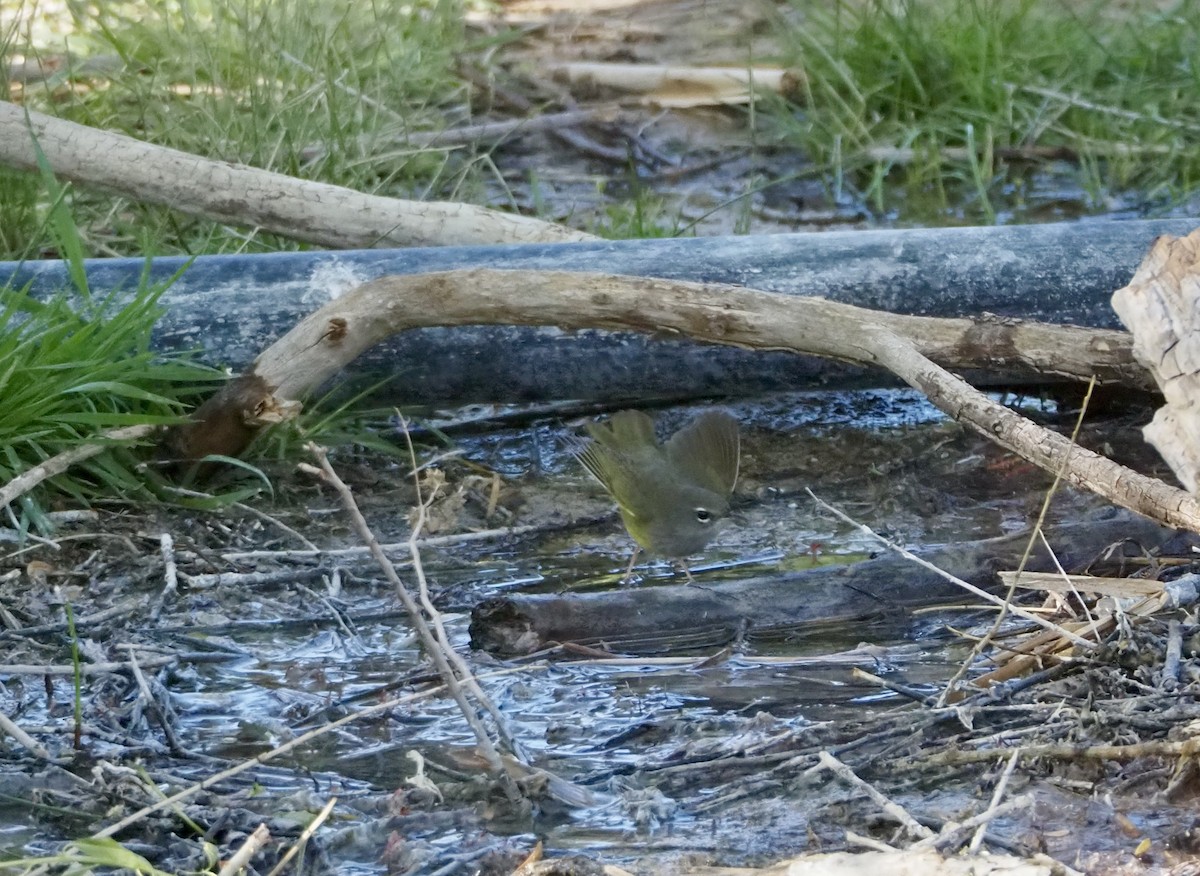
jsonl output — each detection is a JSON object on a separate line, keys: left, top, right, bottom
{"left": 0, "top": 278, "right": 223, "bottom": 531}
{"left": 779, "top": 0, "right": 1200, "bottom": 223}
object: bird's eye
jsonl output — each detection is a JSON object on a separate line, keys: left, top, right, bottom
{"left": 695, "top": 508, "right": 712, "bottom": 523}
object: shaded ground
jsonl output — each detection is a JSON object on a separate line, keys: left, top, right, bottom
{"left": 3, "top": 391, "right": 1200, "bottom": 874}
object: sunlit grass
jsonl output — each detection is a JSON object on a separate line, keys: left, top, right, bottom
{"left": 777, "top": 0, "right": 1200, "bottom": 223}
{"left": 3, "top": 0, "right": 469, "bottom": 258}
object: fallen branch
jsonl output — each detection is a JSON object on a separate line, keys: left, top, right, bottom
{"left": 0, "top": 424, "right": 156, "bottom": 511}
{"left": 171, "top": 269, "right": 1196, "bottom": 535}
{"left": 468, "top": 514, "right": 1165, "bottom": 656}
{"left": 0, "top": 102, "right": 593, "bottom": 248}
{"left": 547, "top": 62, "right": 801, "bottom": 107}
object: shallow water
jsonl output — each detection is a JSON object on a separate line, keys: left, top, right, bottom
{"left": 0, "top": 388, "right": 1180, "bottom": 873}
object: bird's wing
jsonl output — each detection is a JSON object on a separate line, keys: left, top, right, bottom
{"left": 665, "top": 410, "right": 740, "bottom": 495}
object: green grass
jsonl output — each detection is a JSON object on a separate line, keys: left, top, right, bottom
{"left": 0, "top": 137, "right": 223, "bottom": 529}
{"left": 777, "top": 0, "right": 1200, "bottom": 223}
{"left": 0, "top": 278, "right": 225, "bottom": 529}
{"left": 6, "top": 0, "right": 1200, "bottom": 250}
{"left": 3, "top": 0, "right": 471, "bottom": 259}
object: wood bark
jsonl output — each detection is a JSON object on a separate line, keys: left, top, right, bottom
{"left": 468, "top": 513, "right": 1167, "bottom": 656}
{"left": 168, "top": 268, "right": 1200, "bottom": 535}
{"left": 0, "top": 102, "right": 594, "bottom": 248}
{"left": 1111, "top": 230, "right": 1200, "bottom": 493}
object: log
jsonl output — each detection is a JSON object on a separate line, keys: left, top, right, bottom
{"left": 468, "top": 511, "right": 1169, "bottom": 656}
{"left": 3, "top": 218, "right": 1197, "bottom": 404}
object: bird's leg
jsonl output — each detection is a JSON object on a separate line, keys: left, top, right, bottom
{"left": 620, "top": 547, "right": 642, "bottom": 583}
{"left": 676, "top": 560, "right": 695, "bottom": 584}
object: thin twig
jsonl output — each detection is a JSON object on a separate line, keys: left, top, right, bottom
{"left": 217, "top": 823, "right": 271, "bottom": 876}
{"left": 148, "top": 532, "right": 177, "bottom": 623}
{"left": 300, "top": 445, "right": 506, "bottom": 774}
{"left": 807, "top": 491, "right": 1094, "bottom": 649}
{"left": 0, "top": 424, "right": 156, "bottom": 509}
{"left": 124, "top": 647, "right": 190, "bottom": 758}
{"left": 397, "top": 416, "right": 524, "bottom": 758}
{"left": 912, "top": 793, "right": 1033, "bottom": 853}
{"left": 936, "top": 377, "right": 1097, "bottom": 706}
{"left": 1015, "top": 83, "right": 1200, "bottom": 134}
{"left": 182, "top": 567, "right": 333, "bottom": 591}
{"left": 264, "top": 796, "right": 336, "bottom": 876}
{"left": 968, "top": 749, "right": 1021, "bottom": 853}
{"left": 907, "top": 736, "right": 1200, "bottom": 769}
{"left": 0, "top": 655, "right": 175, "bottom": 676}
{"left": 219, "top": 522, "right": 548, "bottom": 562}
{"left": 813, "top": 750, "right": 934, "bottom": 840}
{"left": 0, "top": 709, "right": 64, "bottom": 762}
{"left": 1163, "top": 619, "right": 1183, "bottom": 690}
{"left": 842, "top": 831, "right": 900, "bottom": 853}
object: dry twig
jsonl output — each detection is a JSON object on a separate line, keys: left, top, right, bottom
{"left": 807, "top": 491, "right": 1094, "bottom": 649}
{"left": 813, "top": 751, "right": 934, "bottom": 841}
{"left": 300, "top": 444, "right": 507, "bottom": 775}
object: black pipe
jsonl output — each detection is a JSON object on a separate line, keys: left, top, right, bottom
{"left": 2, "top": 219, "right": 1193, "bottom": 404}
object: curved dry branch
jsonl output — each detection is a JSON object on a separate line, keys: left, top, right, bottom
{"left": 168, "top": 268, "right": 1199, "bottom": 533}
{"left": 251, "top": 269, "right": 1145, "bottom": 399}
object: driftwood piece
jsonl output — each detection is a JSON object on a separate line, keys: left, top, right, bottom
{"left": 0, "top": 102, "right": 593, "bottom": 248}
{"left": 169, "top": 268, "right": 1200, "bottom": 536}
{"left": 468, "top": 512, "right": 1167, "bottom": 656}
{"left": 245, "top": 271, "right": 1143, "bottom": 401}
{"left": 547, "top": 62, "right": 801, "bottom": 107}
{"left": 1111, "top": 230, "right": 1200, "bottom": 492}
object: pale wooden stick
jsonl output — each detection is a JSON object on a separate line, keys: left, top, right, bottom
{"left": 968, "top": 750, "right": 1022, "bottom": 853}
{"left": 0, "top": 424, "right": 155, "bottom": 510}
{"left": 814, "top": 750, "right": 934, "bottom": 841}
{"left": 217, "top": 823, "right": 271, "bottom": 876}
{"left": 264, "top": 796, "right": 337, "bottom": 876}
{"left": 0, "top": 103, "right": 593, "bottom": 247}
{"left": 300, "top": 446, "right": 505, "bottom": 774}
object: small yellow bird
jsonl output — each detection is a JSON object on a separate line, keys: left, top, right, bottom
{"left": 575, "top": 409, "right": 740, "bottom": 580}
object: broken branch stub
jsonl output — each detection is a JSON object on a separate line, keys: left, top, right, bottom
{"left": 1112, "top": 229, "right": 1200, "bottom": 493}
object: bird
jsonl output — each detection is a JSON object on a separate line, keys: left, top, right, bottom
{"left": 574, "top": 408, "right": 740, "bottom": 581}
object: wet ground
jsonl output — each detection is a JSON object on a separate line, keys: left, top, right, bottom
{"left": 3, "top": 390, "right": 1198, "bottom": 874}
